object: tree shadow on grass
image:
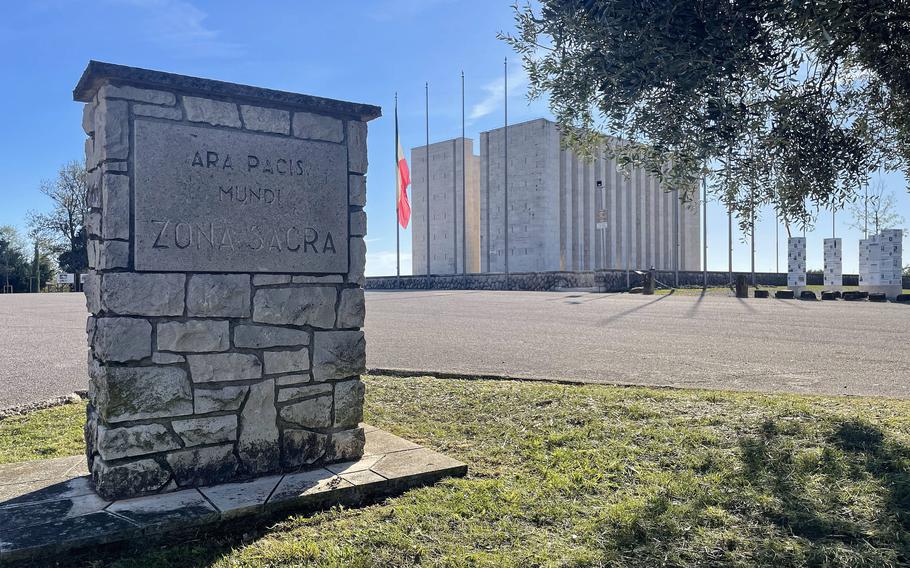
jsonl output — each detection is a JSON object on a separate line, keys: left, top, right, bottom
{"left": 738, "top": 417, "right": 910, "bottom": 561}
{"left": 830, "top": 419, "right": 910, "bottom": 532}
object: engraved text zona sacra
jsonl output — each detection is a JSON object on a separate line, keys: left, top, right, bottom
{"left": 151, "top": 220, "right": 337, "bottom": 254}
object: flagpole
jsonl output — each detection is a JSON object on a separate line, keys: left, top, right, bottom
{"left": 395, "top": 93, "right": 400, "bottom": 287}
{"left": 504, "top": 57, "right": 510, "bottom": 288}
{"left": 452, "top": 141, "right": 457, "bottom": 272}
{"left": 702, "top": 176, "right": 707, "bottom": 289}
{"left": 461, "top": 70, "right": 467, "bottom": 274}
{"left": 725, "top": 149, "right": 732, "bottom": 286}
{"left": 674, "top": 188, "right": 679, "bottom": 288}
{"left": 727, "top": 207, "right": 733, "bottom": 286}
{"left": 864, "top": 179, "right": 868, "bottom": 238}
{"left": 425, "top": 82, "right": 431, "bottom": 282}
{"left": 751, "top": 195, "right": 756, "bottom": 286}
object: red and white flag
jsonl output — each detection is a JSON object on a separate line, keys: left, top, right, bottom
{"left": 396, "top": 120, "right": 411, "bottom": 229}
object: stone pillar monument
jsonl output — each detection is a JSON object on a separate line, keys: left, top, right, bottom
{"left": 787, "top": 237, "right": 806, "bottom": 292}
{"left": 860, "top": 229, "right": 903, "bottom": 299}
{"left": 75, "top": 61, "right": 379, "bottom": 500}
{"left": 823, "top": 238, "right": 842, "bottom": 290}
{"left": 880, "top": 229, "right": 904, "bottom": 297}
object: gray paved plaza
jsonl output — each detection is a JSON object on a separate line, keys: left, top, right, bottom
{"left": 367, "top": 290, "right": 910, "bottom": 398}
{"left": 2, "top": 290, "right": 909, "bottom": 409}
{"left": 0, "top": 293, "right": 88, "bottom": 409}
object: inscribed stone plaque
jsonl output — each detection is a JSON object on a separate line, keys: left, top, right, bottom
{"left": 133, "top": 119, "right": 348, "bottom": 273}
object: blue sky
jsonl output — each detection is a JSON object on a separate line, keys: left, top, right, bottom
{"left": 1, "top": 0, "right": 907, "bottom": 275}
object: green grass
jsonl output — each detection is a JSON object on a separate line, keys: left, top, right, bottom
{"left": 6, "top": 375, "right": 910, "bottom": 567}
{"left": 0, "top": 403, "right": 86, "bottom": 463}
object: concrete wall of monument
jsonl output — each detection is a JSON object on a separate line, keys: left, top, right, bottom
{"left": 80, "top": 79, "right": 371, "bottom": 500}
{"left": 365, "top": 271, "right": 909, "bottom": 292}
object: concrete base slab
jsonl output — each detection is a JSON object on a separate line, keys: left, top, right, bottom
{"left": 860, "top": 284, "right": 902, "bottom": 300}
{"left": 0, "top": 427, "right": 466, "bottom": 564}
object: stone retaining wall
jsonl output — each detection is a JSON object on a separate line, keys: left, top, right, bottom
{"left": 76, "top": 62, "right": 378, "bottom": 500}
{"left": 366, "top": 271, "right": 910, "bottom": 292}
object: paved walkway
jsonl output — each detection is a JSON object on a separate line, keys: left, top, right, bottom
{"left": 2, "top": 290, "right": 909, "bottom": 408}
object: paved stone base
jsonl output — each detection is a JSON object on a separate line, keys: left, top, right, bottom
{"left": 0, "top": 427, "right": 466, "bottom": 564}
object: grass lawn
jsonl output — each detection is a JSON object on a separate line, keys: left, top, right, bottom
{"left": 0, "top": 403, "right": 86, "bottom": 463}
{"left": 4, "top": 375, "right": 910, "bottom": 567}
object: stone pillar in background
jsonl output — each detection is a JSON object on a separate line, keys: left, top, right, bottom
{"left": 823, "top": 238, "right": 842, "bottom": 291}
{"left": 879, "top": 229, "right": 903, "bottom": 294}
{"left": 859, "top": 235, "right": 876, "bottom": 290}
{"left": 74, "top": 61, "right": 379, "bottom": 500}
{"left": 787, "top": 237, "right": 806, "bottom": 292}
{"left": 860, "top": 229, "right": 903, "bottom": 299}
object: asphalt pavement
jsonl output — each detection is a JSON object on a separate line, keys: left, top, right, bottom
{"left": 0, "top": 293, "right": 88, "bottom": 409}
{"left": 1, "top": 290, "right": 908, "bottom": 409}
{"left": 365, "top": 290, "right": 910, "bottom": 398}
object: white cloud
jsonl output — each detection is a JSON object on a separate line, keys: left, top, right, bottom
{"left": 469, "top": 65, "right": 528, "bottom": 121}
{"left": 366, "top": 249, "right": 412, "bottom": 277}
{"left": 109, "top": 0, "right": 243, "bottom": 58}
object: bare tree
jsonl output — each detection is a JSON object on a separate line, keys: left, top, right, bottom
{"left": 27, "top": 161, "right": 89, "bottom": 281}
{"left": 847, "top": 179, "right": 905, "bottom": 238}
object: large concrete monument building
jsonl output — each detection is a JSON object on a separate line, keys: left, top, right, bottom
{"left": 410, "top": 138, "right": 481, "bottom": 274}
{"left": 480, "top": 118, "right": 700, "bottom": 273}
{"left": 410, "top": 119, "right": 700, "bottom": 276}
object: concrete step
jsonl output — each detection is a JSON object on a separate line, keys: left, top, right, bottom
{"left": 0, "top": 427, "right": 467, "bottom": 564}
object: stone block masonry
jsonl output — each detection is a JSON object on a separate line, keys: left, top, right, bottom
{"left": 860, "top": 229, "right": 903, "bottom": 299}
{"left": 788, "top": 237, "right": 807, "bottom": 290}
{"left": 75, "top": 61, "right": 381, "bottom": 500}
{"left": 824, "top": 238, "right": 843, "bottom": 290}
